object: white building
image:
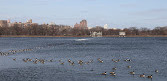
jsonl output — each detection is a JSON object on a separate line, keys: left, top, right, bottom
{"left": 88, "top": 27, "right": 92, "bottom": 29}
{"left": 119, "top": 32, "right": 126, "bottom": 37}
{"left": 104, "top": 24, "right": 108, "bottom": 29}
{"left": 111, "top": 28, "right": 117, "bottom": 30}
{"left": 90, "top": 31, "right": 102, "bottom": 37}
{"left": 49, "top": 22, "right": 55, "bottom": 25}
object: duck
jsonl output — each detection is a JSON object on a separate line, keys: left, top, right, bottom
{"left": 147, "top": 75, "right": 152, "bottom": 79}
{"left": 101, "top": 72, "right": 107, "bottom": 75}
{"left": 140, "top": 73, "right": 145, "bottom": 77}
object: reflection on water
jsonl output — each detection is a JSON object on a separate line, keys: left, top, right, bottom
{"left": 0, "top": 37, "right": 167, "bottom": 81}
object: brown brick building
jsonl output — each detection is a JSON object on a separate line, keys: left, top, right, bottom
{"left": 74, "top": 20, "right": 88, "bottom": 29}
{"left": 0, "top": 20, "right": 8, "bottom": 27}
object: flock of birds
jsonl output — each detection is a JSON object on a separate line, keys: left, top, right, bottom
{"left": 100, "top": 58, "right": 158, "bottom": 80}
{"left": 11, "top": 57, "right": 158, "bottom": 80}
{"left": 0, "top": 46, "right": 45, "bottom": 56}
{"left": 0, "top": 49, "right": 33, "bottom": 56}
{"left": 0, "top": 47, "right": 159, "bottom": 80}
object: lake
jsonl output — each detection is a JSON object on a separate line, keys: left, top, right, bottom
{"left": 0, "top": 37, "right": 167, "bottom": 81}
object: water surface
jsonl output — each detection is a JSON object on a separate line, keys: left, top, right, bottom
{"left": 0, "top": 37, "right": 167, "bottom": 81}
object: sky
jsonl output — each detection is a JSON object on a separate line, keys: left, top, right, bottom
{"left": 0, "top": 0, "right": 167, "bottom": 29}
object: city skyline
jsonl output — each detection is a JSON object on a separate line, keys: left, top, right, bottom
{"left": 0, "top": 0, "right": 167, "bottom": 29}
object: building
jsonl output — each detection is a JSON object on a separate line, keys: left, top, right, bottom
{"left": 90, "top": 31, "right": 102, "bottom": 37}
{"left": 7, "top": 19, "right": 10, "bottom": 23}
{"left": 0, "top": 20, "right": 8, "bottom": 27}
{"left": 8, "top": 19, "right": 38, "bottom": 27}
{"left": 119, "top": 32, "right": 126, "bottom": 37}
{"left": 49, "top": 22, "right": 56, "bottom": 25}
{"left": 104, "top": 24, "right": 108, "bottom": 29}
{"left": 88, "top": 27, "right": 92, "bottom": 29}
{"left": 74, "top": 20, "right": 88, "bottom": 29}
{"left": 27, "top": 19, "right": 32, "bottom": 23}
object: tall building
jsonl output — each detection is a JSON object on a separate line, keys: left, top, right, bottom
{"left": 104, "top": 24, "right": 108, "bottom": 29}
{"left": 0, "top": 20, "right": 8, "bottom": 27}
{"left": 7, "top": 19, "right": 10, "bottom": 23}
{"left": 27, "top": 19, "right": 32, "bottom": 23}
{"left": 74, "top": 20, "right": 88, "bottom": 29}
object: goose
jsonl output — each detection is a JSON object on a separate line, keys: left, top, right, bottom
{"left": 127, "top": 66, "right": 131, "bottom": 68}
{"left": 71, "top": 62, "right": 75, "bottom": 65}
{"left": 40, "top": 60, "right": 45, "bottom": 64}
{"left": 101, "top": 72, "right": 107, "bottom": 75}
{"left": 99, "top": 60, "right": 103, "bottom": 63}
{"left": 59, "top": 59, "right": 62, "bottom": 62}
{"left": 78, "top": 60, "right": 83, "bottom": 65}
{"left": 114, "top": 60, "right": 118, "bottom": 63}
{"left": 110, "top": 71, "right": 115, "bottom": 74}
{"left": 28, "top": 58, "right": 32, "bottom": 61}
{"left": 85, "top": 62, "right": 89, "bottom": 64}
{"left": 124, "top": 59, "right": 131, "bottom": 62}
{"left": 49, "top": 59, "right": 53, "bottom": 62}
{"left": 89, "top": 60, "right": 93, "bottom": 63}
{"left": 110, "top": 73, "right": 116, "bottom": 76}
{"left": 13, "top": 58, "right": 16, "bottom": 61}
{"left": 147, "top": 75, "right": 152, "bottom": 79}
{"left": 23, "top": 59, "right": 27, "bottom": 62}
{"left": 68, "top": 59, "right": 71, "bottom": 63}
{"left": 155, "top": 70, "right": 158, "bottom": 73}
{"left": 33, "top": 60, "right": 38, "bottom": 64}
{"left": 60, "top": 62, "right": 64, "bottom": 65}
{"left": 90, "top": 68, "right": 94, "bottom": 71}
{"left": 130, "top": 71, "right": 135, "bottom": 75}
{"left": 140, "top": 73, "right": 145, "bottom": 77}
{"left": 112, "top": 67, "right": 117, "bottom": 70}
{"left": 97, "top": 58, "right": 101, "bottom": 61}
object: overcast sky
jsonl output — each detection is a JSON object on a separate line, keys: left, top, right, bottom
{"left": 0, "top": 0, "right": 167, "bottom": 29}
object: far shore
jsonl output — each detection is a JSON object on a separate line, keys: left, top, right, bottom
{"left": 1, "top": 35, "right": 167, "bottom": 37}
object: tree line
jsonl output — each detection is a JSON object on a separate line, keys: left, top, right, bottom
{"left": 0, "top": 24, "right": 167, "bottom": 36}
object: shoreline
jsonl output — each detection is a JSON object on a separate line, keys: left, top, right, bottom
{"left": 1, "top": 35, "right": 167, "bottom": 37}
